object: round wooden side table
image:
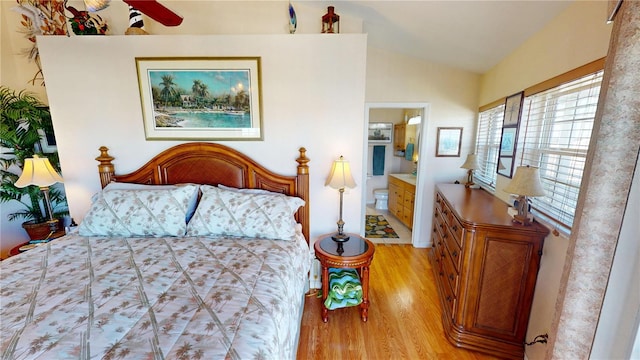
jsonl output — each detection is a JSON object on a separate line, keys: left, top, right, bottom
{"left": 314, "top": 233, "right": 375, "bottom": 322}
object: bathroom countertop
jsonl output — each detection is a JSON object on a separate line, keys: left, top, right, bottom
{"left": 389, "top": 173, "right": 416, "bottom": 186}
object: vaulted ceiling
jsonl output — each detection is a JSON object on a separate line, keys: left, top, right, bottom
{"left": 304, "top": 1, "right": 574, "bottom": 73}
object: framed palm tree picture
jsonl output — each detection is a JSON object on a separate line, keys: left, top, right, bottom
{"left": 135, "top": 57, "right": 263, "bottom": 140}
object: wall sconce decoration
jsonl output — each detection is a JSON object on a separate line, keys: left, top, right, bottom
{"left": 322, "top": 6, "right": 340, "bottom": 33}
{"left": 503, "top": 165, "right": 546, "bottom": 225}
{"left": 325, "top": 155, "right": 356, "bottom": 242}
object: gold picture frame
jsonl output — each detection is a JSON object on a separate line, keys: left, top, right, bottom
{"left": 136, "top": 57, "right": 263, "bottom": 141}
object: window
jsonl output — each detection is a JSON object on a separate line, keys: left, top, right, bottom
{"left": 516, "top": 70, "right": 604, "bottom": 232}
{"left": 474, "top": 104, "right": 505, "bottom": 189}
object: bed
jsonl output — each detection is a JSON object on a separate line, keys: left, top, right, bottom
{"left": 1, "top": 142, "right": 311, "bottom": 360}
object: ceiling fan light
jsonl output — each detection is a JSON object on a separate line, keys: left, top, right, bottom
{"left": 84, "top": 0, "right": 110, "bottom": 12}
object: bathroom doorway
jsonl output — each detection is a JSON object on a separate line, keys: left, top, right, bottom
{"left": 361, "top": 102, "right": 430, "bottom": 247}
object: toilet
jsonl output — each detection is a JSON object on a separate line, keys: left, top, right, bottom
{"left": 373, "top": 189, "right": 389, "bottom": 210}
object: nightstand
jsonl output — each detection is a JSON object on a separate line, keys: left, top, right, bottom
{"left": 314, "top": 233, "right": 375, "bottom": 322}
{"left": 7, "top": 230, "right": 65, "bottom": 257}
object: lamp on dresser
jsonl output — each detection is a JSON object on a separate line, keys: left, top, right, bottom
{"left": 325, "top": 155, "right": 357, "bottom": 243}
{"left": 503, "top": 165, "right": 546, "bottom": 225}
{"left": 460, "top": 153, "right": 480, "bottom": 188}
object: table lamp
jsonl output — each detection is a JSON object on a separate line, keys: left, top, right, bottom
{"left": 15, "top": 155, "right": 64, "bottom": 235}
{"left": 503, "top": 165, "right": 546, "bottom": 225}
{"left": 460, "top": 154, "right": 480, "bottom": 188}
{"left": 325, "top": 155, "right": 357, "bottom": 242}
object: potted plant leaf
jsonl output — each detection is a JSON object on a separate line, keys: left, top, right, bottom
{"left": 0, "top": 86, "right": 68, "bottom": 240}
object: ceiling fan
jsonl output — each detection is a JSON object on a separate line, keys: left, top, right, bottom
{"left": 83, "top": 0, "right": 183, "bottom": 26}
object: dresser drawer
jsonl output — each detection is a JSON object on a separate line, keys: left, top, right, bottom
{"left": 450, "top": 216, "right": 464, "bottom": 248}
{"left": 443, "top": 227, "right": 462, "bottom": 272}
{"left": 440, "top": 259, "right": 457, "bottom": 316}
{"left": 441, "top": 201, "right": 454, "bottom": 227}
{"left": 442, "top": 246, "right": 460, "bottom": 296}
{"left": 435, "top": 192, "right": 445, "bottom": 213}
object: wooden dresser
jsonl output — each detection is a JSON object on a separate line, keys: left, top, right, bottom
{"left": 429, "top": 184, "right": 549, "bottom": 359}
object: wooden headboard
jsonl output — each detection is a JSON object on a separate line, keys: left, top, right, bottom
{"left": 95, "top": 142, "right": 310, "bottom": 241}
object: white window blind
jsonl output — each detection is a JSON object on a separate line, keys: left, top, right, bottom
{"left": 516, "top": 70, "right": 603, "bottom": 232}
{"left": 474, "top": 104, "right": 505, "bottom": 189}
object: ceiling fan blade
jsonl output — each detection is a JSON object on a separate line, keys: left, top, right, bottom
{"left": 122, "top": 0, "right": 183, "bottom": 26}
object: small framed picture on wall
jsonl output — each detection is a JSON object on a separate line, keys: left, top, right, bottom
{"left": 436, "top": 127, "right": 462, "bottom": 157}
{"left": 503, "top": 91, "right": 524, "bottom": 127}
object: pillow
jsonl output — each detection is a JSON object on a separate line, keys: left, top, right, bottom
{"left": 186, "top": 185, "right": 305, "bottom": 240}
{"left": 217, "top": 184, "right": 277, "bottom": 195}
{"left": 78, "top": 184, "right": 198, "bottom": 237}
{"left": 98, "top": 182, "right": 200, "bottom": 223}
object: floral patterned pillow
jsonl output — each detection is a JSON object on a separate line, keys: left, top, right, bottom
{"left": 186, "top": 185, "right": 305, "bottom": 240}
{"left": 78, "top": 184, "right": 198, "bottom": 237}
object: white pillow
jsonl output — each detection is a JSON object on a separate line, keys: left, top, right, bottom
{"left": 98, "top": 182, "right": 200, "bottom": 223}
{"left": 217, "top": 184, "right": 276, "bottom": 195}
{"left": 79, "top": 184, "right": 198, "bottom": 237}
{"left": 186, "top": 185, "right": 305, "bottom": 240}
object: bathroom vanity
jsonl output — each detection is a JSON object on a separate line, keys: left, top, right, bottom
{"left": 388, "top": 174, "right": 416, "bottom": 229}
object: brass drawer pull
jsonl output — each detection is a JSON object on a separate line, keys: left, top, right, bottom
{"left": 452, "top": 250, "right": 458, "bottom": 257}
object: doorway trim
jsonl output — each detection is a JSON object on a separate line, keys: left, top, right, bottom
{"left": 362, "top": 102, "right": 431, "bottom": 247}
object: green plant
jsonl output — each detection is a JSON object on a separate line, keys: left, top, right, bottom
{"left": 0, "top": 86, "right": 68, "bottom": 224}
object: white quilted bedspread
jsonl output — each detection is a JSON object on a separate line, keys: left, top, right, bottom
{"left": 1, "top": 233, "right": 310, "bottom": 360}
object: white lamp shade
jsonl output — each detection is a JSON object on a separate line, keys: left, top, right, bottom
{"left": 15, "top": 155, "right": 64, "bottom": 188}
{"left": 460, "top": 154, "right": 480, "bottom": 170}
{"left": 503, "top": 166, "right": 546, "bottom": 196}
{"left": 325, "top": 156, "right": 357, "bottom": 189}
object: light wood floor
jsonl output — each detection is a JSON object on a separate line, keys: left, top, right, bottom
{"left": 297, "top": 244, "right": 501, "bottom": 360}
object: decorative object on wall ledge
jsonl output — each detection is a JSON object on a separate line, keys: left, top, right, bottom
{"left": 435, "top": 127, "right": 462, "bottom": 157}
{"left": 12, "top": 0, "right": 68, "bottom": 85}
{"left": 321, "top": 6, "right": 340, "bottom": 34}
{"left": 503, "top": 165, "right": 546, "bottom": 225}
{"left": 136, "top": 57, "right": 263, "bottom": 140}
{"left": 123, "top": 0, "right": 183, "bottom": 27}
{"left": 460, "top": 153, "right": 480, "bottom": 188}
{"left": 288, "top": 1, "right": 297, "bottom": 34}
{"left": 83, "top": 0, "right": 110, "bottom": 12}
{"left": 326, "top": 156, "right": 357, "bottom": 243}
{"left": 125, "top": 5, "right": 149, "bottom": 35}
{"left": 66, "top": 5, "right": 109, "bottom": 35}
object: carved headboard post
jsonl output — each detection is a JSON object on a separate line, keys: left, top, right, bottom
{"left": 96, "top": 146, "right": 115, "bottom": 188}
{"left": 296, "top": 147, "right": 310, "bottom": 241}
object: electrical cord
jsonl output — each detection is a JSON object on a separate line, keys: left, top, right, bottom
{"left": 525, "top": 333, "right": 549, "bottom": 346}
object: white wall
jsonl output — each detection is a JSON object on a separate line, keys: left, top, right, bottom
{"left": 365, "top": 47, "right": 480, "bottom": 247}
{"left": 36, "top": 34, "right": 367, "bottom": 245}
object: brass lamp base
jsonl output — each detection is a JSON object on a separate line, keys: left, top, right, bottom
{"left": 512, "top": 214, "right": 533, "bottom": 226}
{"left": 331, "top": 233, "right": 350, "bottom": 242}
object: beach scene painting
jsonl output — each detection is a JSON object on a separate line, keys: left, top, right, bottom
{"left": 136, "top": 57, "right": 262, "bottom": 140}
